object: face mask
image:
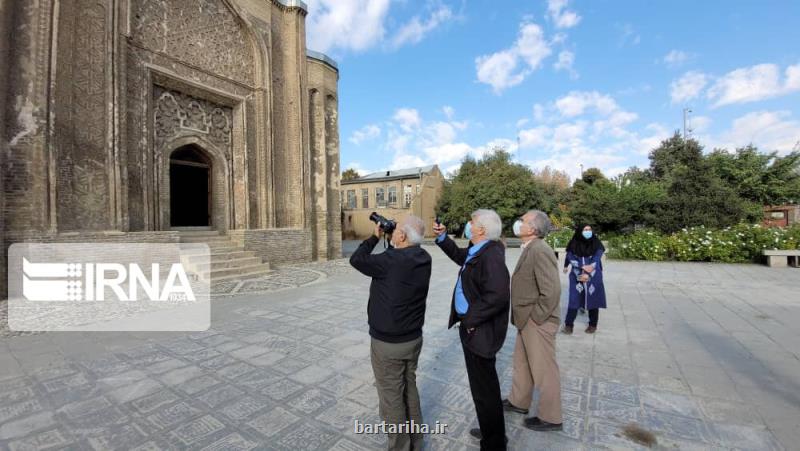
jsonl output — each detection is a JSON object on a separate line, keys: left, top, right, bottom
{"left": 582, "top": 230, "right": 593, "bottom": 239}
{"left": 512, "top": 220, "right": 523, "bottom": 237}
{"left": 464, "top": 221, "right": 473, "bottom": 240}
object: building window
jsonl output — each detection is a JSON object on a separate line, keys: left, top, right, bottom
{"left": 346, "top": 190, "right": 356, "bottom": 209}
{"left": 404, "top": 185, "right": 413, "bottom": 208}
{"left": 416, "top": 184, "right": 421, "bottom": 194}
{"left": 388, "top": 186, "right": 397, "bottom": 206}
{"left": 361, "top": 189, "right": 369, "bottom": 208}
{"left": 376, "top": 187, "right": 386, "bottom": 207}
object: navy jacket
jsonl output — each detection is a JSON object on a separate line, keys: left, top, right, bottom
{"left": 437, "top": 236, "right": 510, "bottom": 358}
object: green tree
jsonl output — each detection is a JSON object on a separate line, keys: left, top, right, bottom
{"left": 707, "top": 146, "right": 800, "bottom": 205}
{"left": 341, "top": 168, "right": 360, "bottom": 182}
{"left": 436, "top": 150, "right": 545, "bottom": 234}
{"left": 581, "top": 167, "right": 607, "bottom": 185}
{"left": 648, "top": 134, "right": 760, "bottom": 232}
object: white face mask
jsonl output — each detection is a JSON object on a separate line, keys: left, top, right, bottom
{"left": 512, "top": 220, "right": 523, "bottom": 237}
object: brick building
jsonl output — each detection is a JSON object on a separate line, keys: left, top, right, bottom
{"left": 341, "top": 165, "right": 444, "bottom": 239}
{"left": 0, "top": 0, "right": 342, "bottom": 297}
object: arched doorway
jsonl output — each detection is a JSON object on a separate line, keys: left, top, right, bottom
{"left": 169, "top": 145, "right": 212, "bottom": 228}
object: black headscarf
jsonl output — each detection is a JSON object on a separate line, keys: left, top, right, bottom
{"left": 565, "top": 223, "right": 605, "bottom": 257}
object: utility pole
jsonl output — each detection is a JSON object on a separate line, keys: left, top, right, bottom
{"left": 683, "top": 107, "right": 692, "bottom": 140}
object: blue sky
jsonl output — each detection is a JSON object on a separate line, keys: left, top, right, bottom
{"left": 304, "top": 0, "right": 800, "bottom": 180}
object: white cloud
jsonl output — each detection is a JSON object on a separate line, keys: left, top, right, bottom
{"left": 475, "top": 50, "right": 527, "bottom": 94}
{"left": 551, "top": 121, "right": 587, "bottom": 151}
{"left": 718, "top": 110, "right": 800, "bottom": 154}
{"left": 376, "top": 106, "right": 523, "bottom": 170}
{"left": 305, "top": 0, "right": 456, "bottom": 54}
{"left": 442, "top": 105, "right": 455, "bottom": 119}
{"left": 707, "top": 63, "right": 800, "bottom": 107}
{"left": 393, "top": 108, "right": 422, "bottom": 132}
{"left": 390, "top": 5, "right": 453, "bottom": 48}
{"left": 515, "top": 23, "right": 552, "bottom": 70}
{"left": 305, "top": 0, "right": 391, "bottom": 54}
{"left": 349, "top": 124, "right": 381, "bottom": 145}
{"left": 475, "top": 22, "right": 553, "bottom": 93}
{"left": 670, "top": 71, "right": 709, "bottom": 104}
{"left": 787, "top": 64, "right": 800, "bottom": 91}
{"left": 547, "top": 0, "right": 581, "bottom": 29}
{"left": 516, "top": 118, "right": 530, "bottom": 128}
{"left": 519, "top": 125, "right": 551, "bottom": 148}
{"left": 554, "top": 50, "right": 578, "bottom": 79}
{"left": 555, "top": 91, "right": 619, "bottom": 117}
{"left": 424, "top": 122, "right": 458, "bottom": 146}
{"left": 663, "top": 49, "right": 691, "bottom": 68}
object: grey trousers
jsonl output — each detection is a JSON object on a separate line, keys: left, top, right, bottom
{"left": 370, "top": 336, "right": 424, "bottom": 451}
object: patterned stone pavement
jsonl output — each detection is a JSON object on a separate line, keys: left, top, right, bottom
{"left": 1, "top": 246, "right": 798, "bottom": 450}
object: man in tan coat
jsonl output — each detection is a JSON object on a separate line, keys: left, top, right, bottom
{"left": 503, "top": 210, "right": 563, "bottom": 431}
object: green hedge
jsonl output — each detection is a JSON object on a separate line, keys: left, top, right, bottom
{"left": 608, "top": 224, "right": 800, "bottom": 263}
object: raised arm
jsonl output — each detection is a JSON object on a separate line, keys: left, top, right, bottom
{"left": 436, "top": 233, "right": 469, "bottom": 266}
{"left": 349, "top": 236, "right": 391, "bottom": 278}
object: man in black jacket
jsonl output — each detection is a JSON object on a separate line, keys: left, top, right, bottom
{"left": 350, "top": 215, "right": 432, "bottom": 451}
{"left": 432, "top": 209, "right": 510, "bottom": 451}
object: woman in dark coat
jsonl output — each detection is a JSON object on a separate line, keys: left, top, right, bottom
{"left": 562, "top": 224, "right": 607, "bottom": 334}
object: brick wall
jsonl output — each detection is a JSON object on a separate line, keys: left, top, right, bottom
{"left": 0, "top": 0, "right": 10, "bottom": 305}
{"left": 229, "top": 228, "right": 312, "bottom": 265}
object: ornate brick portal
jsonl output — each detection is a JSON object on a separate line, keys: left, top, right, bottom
{"left": 1, "top": 0, "right": 343, "bottom": 298}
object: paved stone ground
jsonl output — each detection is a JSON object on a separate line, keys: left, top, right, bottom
{"left": 1, "top": 245, "right": 798, "bottom": 450}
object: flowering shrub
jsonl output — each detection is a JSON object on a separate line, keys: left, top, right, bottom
{"left": 608, "top": 224, "right": 800, "bottom": 263}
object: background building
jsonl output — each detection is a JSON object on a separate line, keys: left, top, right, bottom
{"left": 0, "top": 0, "right": 342, "bottom": 297}
{"left": 341, "top": 165, "right": 444, "bottom": 239}
{"left": 763, "top": 205, "right": 800, "bottom": 227}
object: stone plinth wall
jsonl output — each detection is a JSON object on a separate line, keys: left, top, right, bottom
{"left": 229, "top": 229, "right": 313, "bottom": 265}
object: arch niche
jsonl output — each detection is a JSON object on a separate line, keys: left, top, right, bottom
{"left": 159, "top": 136, "right": 231, "bottom": 232}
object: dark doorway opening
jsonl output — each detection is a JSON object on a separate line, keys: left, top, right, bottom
{"left": 170, "top": 145, "right": 211, "bottom": 227}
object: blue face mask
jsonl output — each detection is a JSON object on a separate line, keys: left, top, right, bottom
{"left": 582, "top": 230, "right": 593, "bottom": 239}
{"left": 464, "top": 221, "right": 473, "bottom": 240}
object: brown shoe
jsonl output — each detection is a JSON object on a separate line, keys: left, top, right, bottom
{"left": 562, "top": 325, "right": 573, "bottom": 335}
{"left": 585, "top": 326, "right": 597, "bottom": 334}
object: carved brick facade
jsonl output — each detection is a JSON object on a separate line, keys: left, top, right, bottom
{"left": 0, "top": 0, "right": 342, "bottom": 298}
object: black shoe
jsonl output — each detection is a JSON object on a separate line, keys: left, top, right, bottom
{"left": 524, "top": 417, "right": 563, "bottom": 431}
{"left": 502, "top": 398, "right": 529, "bottom": 414}
{"left": 468, "top": 428, "right": 509, "bottom": 445}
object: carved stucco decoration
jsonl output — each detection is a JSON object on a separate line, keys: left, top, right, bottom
{"left": 153, "top": 86, "right": 233, "bottom": 157}
{"left": 131, "top": 0, "right": 255, "bottom": 85}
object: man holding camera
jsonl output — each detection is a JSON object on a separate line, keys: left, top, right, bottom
{"left": 350, "top": 214, "right": 432, "bottom": 451}
{"left": 432, "top": 209, "right": 510, "bottom": 451}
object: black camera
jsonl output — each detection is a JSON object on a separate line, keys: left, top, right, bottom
{"left": 369, "top": 212, "right": 397, "bottom": 234}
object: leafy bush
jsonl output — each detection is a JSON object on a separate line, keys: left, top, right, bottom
{"left": 608, "top": 224, "right": 800, "bottom": 263}
{"left": 545, "top": 228, "right": 575, "bottom": 249}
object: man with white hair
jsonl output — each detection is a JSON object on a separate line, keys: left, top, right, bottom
{"left": 504, "top": 210, "right": 563, "bottom": 431}
{"left": 350, "top": 214, "right": 432, "bottom": 451}
{"left": 433, "top": 209, "right": 510, "bottom": 450}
